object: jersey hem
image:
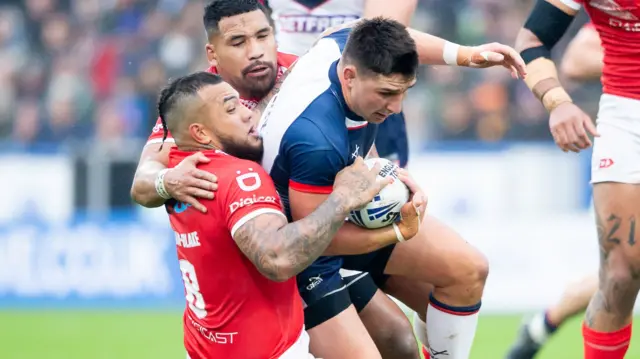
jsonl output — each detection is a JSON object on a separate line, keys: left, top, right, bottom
{"left": 289, "top": 180, "right": 333, "bottom": 194}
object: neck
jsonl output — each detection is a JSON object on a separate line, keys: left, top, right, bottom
{"left": 176, "top": 141, "right": 220, "bottom": 153}
{"left": 337, "top": 60, "right": 357, "bottom": 115}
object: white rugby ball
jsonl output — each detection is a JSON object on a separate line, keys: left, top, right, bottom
{"left": 348, "top": 158, "right": 410, "bottom": 229}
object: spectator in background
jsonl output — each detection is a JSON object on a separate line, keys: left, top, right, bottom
{"left": 0, "top": 0, "right": 601, "bottom": 148}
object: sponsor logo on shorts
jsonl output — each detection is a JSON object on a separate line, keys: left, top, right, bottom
{"left": 306, "top": 275, "right": 323, "bottom": 291}
{"left": 599, "top": 158, "right": 615, "bottom": 169}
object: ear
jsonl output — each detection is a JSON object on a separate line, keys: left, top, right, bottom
{"left": 189, "top": 123, "right": 212, "bottom": 145}
{"left": 205, "top": 43, "right": 218, "bottom": 68}
{"left": 342, "top": 64, "right": 358, "bottom": 87}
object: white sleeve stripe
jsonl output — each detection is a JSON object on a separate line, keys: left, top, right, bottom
{"left": 145, "top": 138, "right": 175, "bottom": 146}
{"left": 231, "top": 208, "right": 287, "bottom": 237}
{"left": 558, "top": 0, "right": 581, "bottom": 10}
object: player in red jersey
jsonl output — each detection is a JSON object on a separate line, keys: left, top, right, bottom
{"left": 131, "top": 0, "right": 297, "bottom": 213}
{"left": 507, "top": 23, "right": 604, "bottom": 359}
{"left": 159, "top": 71, "right": 393, "bottom": 359}
{"left": 515, "top": 0, "right": 640, "bottom": 357}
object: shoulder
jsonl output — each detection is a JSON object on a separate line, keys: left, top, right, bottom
{"left": 277, "top": 51, "right": 298, "bottom": 68}
{"left": 217, "top": 156, "right": 271, "bottom": 185}
{"left": 317, "top": 27, "right": 353, "bottom": 52}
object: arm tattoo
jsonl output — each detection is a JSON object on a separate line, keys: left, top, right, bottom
{"left": 232, "top": 193, "right": 349, "bottom": 281}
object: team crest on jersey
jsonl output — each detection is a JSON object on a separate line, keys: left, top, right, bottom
{"left": 590, "top": 0, "right": 638, "bottom": 20}
{"left": 235, "top": 168, "right": 262, "bottom": 192}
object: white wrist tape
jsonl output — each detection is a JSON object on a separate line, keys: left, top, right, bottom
{"left": 155, "top": 169, "right": 172, "bottom": 200}
{"left": 393, "top": 223, "right": 406, "bottom": 242}
{"left": 443, "top": 41, "right": 460, "bottom": 66}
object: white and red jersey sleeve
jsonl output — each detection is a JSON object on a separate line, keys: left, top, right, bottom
{"left": 221, "top": 160, "right": 287, "bottom": 236}
{"left": 146, "top": 117, "right": 174, "bottom": 146}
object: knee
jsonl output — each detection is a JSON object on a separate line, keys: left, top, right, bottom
{"left": 456, "top": 246, "right": 489, "bottom": 289}
{"left": 603, "top": 255, "right": 640, "bottom": 289}
{"left": 438, "top": 246, "right": 489, "bottom": 301}
{"left": 377, "top": 318, "right": 420, "bottom": 358}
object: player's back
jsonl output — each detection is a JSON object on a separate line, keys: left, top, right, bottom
{"left": 166, "top": 149, "right": 303, "bottom": 359}
{"left": 579, "top": 0, "right": 640, "bottom": 99}
{"left": 267, "top": 0, "right": 364, "bottom": 55}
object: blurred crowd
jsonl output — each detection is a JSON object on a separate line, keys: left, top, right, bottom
{"left": 0, "top": 0, "right": 601, "bottom": 149}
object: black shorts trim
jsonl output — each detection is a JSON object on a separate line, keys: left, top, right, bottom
{"left": 303, "top": 287, "right": 351, "bottom": 330}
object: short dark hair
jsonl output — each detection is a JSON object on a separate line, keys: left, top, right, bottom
{"left": 157, "top": 72, "right": 224, "bottom": 147}
{"left": 203, "top": 0, "right": 268, "bottom": 39}
{"left": 343, "top": 17, "right": 418, "bottom": 79}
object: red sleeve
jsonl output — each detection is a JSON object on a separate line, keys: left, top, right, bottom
{"left": 277, "top": 52, "right": 299, "bottom": 69}
{"left": 146, "top": 117, "right": 174, "bottom": 146}
{"left": 222, "top": 160, "right": 287, "bottom": 237}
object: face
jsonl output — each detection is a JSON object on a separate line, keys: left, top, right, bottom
{"left": 342, "top": 66, "right": 416, "bottom": 124}
{"left": 189, "top": 82, "right": 263, "bottom": 163}
{"left": 206, "top": 10, "right": 278, "bottom": 100}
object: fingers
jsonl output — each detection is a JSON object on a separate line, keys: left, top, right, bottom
{"left": 186, "top": 187, "right": 215, "bottom": 200}
{"left": 369, "top": 161, "right": 382, "bottom": 175}
{"left": 181, "top": 196, "right": 208, "bottom": 213}
{"left": 185, "top": 152, "right": 211, "bottom": 164}
{"left": 584, "top": 116, "right": 600, "bottom": 137}
{"left": 191, "top": 169, "right": 219, "bottom": 187}
{"left": 551, "top": 127, "right": 570, "bottom": 153}
{"left": 484, "top": 51, "right": 504, "bottom": 63}
{"left": 572, "top": 118, "right": 592, "bottom": 150}
{"left": 188, "top": 178, "right": 218, "bottom": 192}
{"left": 497, "top": 43, "right": 527, "bottom": 78}
{"left": 411, "top": 191, "right": 427, "bottom": 218}
{"left": 397, "top": 170, "right": 421, "bottom": 194}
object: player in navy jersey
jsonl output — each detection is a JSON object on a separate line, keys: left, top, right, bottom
{"left": 259, "top": 18, "right": 525, "bottom": 359}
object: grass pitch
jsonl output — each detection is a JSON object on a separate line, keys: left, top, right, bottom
{"left": 0, "top": 311, "right": 638, "bottom": 358}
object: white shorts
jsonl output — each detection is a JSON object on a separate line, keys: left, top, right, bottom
{"left": 278, "top": 329, "right": 315, "bottom": 359}
{"left": 591, "top": 94, "right": 640, "bottom": 184}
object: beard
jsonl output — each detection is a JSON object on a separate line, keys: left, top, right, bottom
{"left": 220, "top": 137, "right": 264, "bottom": 164}
{"left": 240, "top": 62, "right": 277, "bottom": 99}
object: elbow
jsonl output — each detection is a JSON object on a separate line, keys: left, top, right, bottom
{"left": 560, "top": 60, "right": 581, "bottom": 81}
{"left": 130, "top": 178, "right": 163, "bottom": 208}
{"left": 514, "top": 28, "right": 543, "bottom": 53}
{"left": 260, "top": 257, "right": 298, "bottom": 283}
{"left": 130, "top": 180, "right": 148, "bottom": 207}
{"left": 561, "top": 57, "right": 591, "bottom": 82}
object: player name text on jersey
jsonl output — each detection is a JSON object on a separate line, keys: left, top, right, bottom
{"left": 175, "top": 231, "right": 201, "bottom": 248}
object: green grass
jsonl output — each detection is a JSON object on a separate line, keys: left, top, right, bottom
{"left": 0, "top": 311, "right": 638, "bottom": 358}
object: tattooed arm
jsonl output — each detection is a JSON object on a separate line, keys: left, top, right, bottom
{"left": 233, "top": 193, "right": 349, "bottom": 282}
{"left": 232, "top": 157, "right": 389, "bottom": 282}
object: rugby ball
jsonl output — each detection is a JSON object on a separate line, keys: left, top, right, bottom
{"left": 348, "top": 158, "right": 410, "bottom": 229}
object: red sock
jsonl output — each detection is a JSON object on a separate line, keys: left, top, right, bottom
{"left": 583, "top": 322, "right": 632, "bottom": 359}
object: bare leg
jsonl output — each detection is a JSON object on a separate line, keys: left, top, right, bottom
{"left": 582, "top": 183, "right": 640, "bottom": 358}
{"left": 384, "top": 215, "right": 488, "bottom": 359}
{"left": 359, "top": 289, "right": 420, "bottom": 359}
{"left": 307, "top": 304, "right": 382, "bottom": 359}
